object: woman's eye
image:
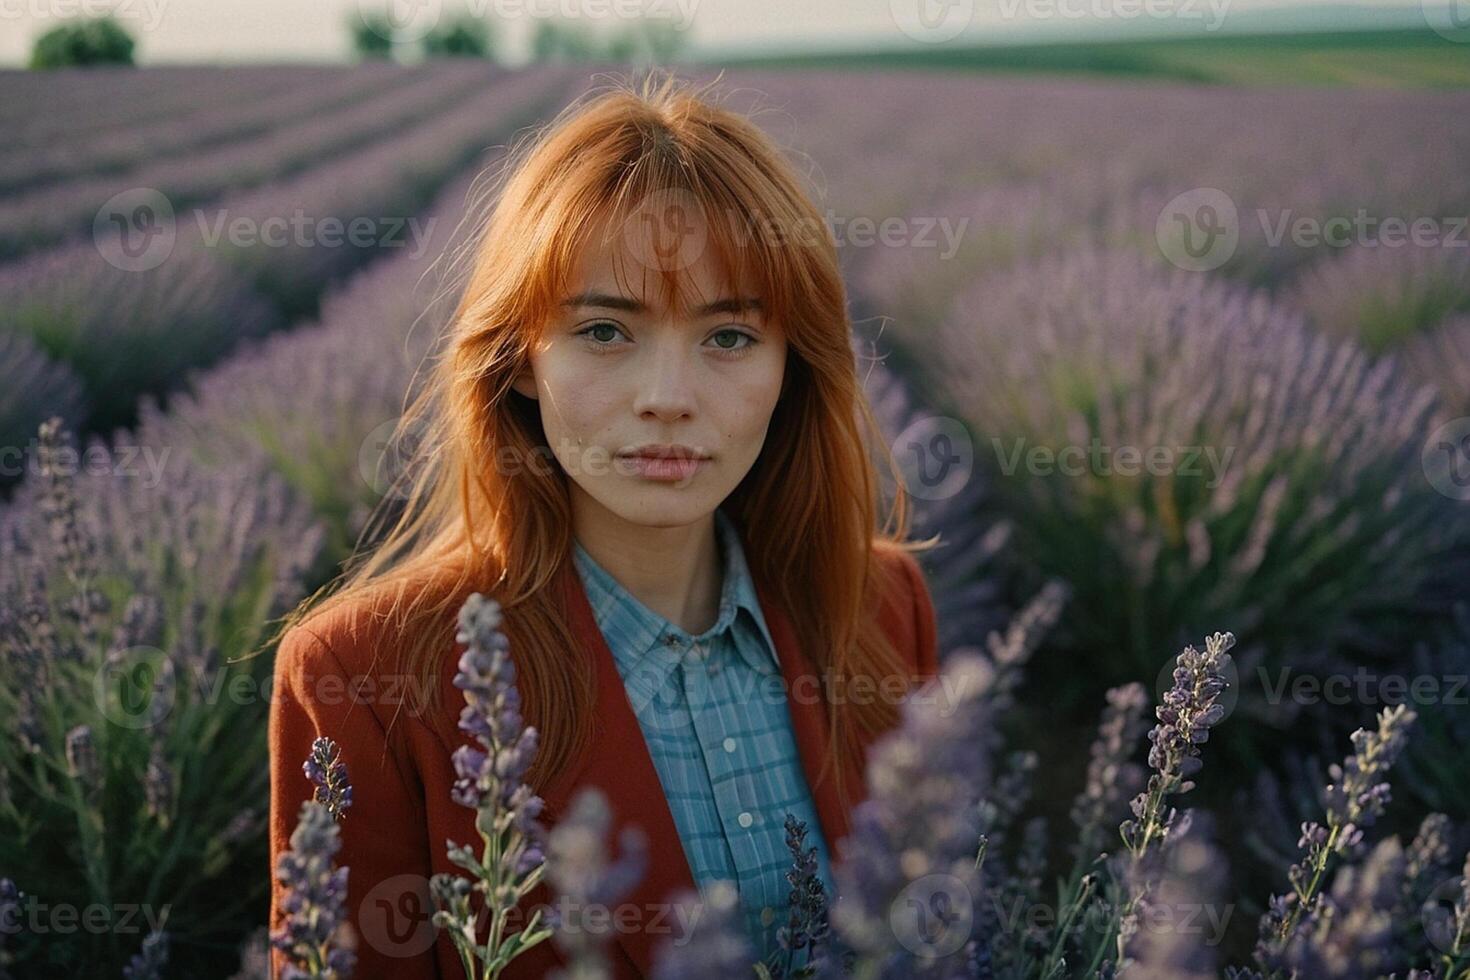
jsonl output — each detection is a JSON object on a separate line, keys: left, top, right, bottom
{"left": 578, "top": 322, "right": 625, "bottom": 345}
{"left": 709, "top": 328, "right": 755, "bottom": 352}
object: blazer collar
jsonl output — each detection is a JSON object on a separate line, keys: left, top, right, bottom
{"left": 538, "top": 555, "right": 865, "bottom": 975}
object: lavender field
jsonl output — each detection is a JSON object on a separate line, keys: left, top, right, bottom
{"left": 3, "top": 62, "right": 1470, "bottom": 978}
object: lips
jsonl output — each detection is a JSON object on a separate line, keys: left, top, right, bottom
{"left": 616, "top": 444, "right": 711, "bottom": 462}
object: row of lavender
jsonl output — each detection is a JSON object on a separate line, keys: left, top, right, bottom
{"left": 0, "top": 64, "right": 406, "bottom": 195}
{"left": 712, "top": 69, "right": 1470, "bottom": 809}
{"left": 0, "top": 143, "right": 495, "bottom": 974}
{"left": 0, "top": 64, "right": 576, "bottom": 447}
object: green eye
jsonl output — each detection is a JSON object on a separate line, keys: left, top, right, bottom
{"left": 588, "top": 323, "right": 619, "bottom": 343}
{"left": 711, "top": 328, "right": 754, "bottom": 352}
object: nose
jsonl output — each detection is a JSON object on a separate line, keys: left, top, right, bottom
{"left": 631, "top": 332, "right": 698, "bottom": 422}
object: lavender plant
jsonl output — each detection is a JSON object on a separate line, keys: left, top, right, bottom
{"left": 1100, "top": 632, "right": 1236, "bottom": 976}
{"left": 271, "top": 801, "right": 357, "bottom": 978}
{"left": 0, "top": 239, "right": 282, "bottom": 433}
{"left": 305, "top": 735, "right": 354, "bottom": 821}
{"left": 544, "top": 787, "right": 649, "bottom": 980}
{"left": 272, "top": 734, "right": 356, "bottom": 978}
{"left": 859, "top": 339, "right": 1015, "bottom": 656}
{"left": 760, "top": 815, "right": 832, "bottom": 980}
{"left": 0, "top": 330, "right": 85, "bottom": 483}
{"left": 1285, "top": 241, "right": 1470, "bottom": 355}
{"left": 0, "top": 417, "right": 322, "bottom": 975}
{"left": 929, "top": 246, "right": 1462, "bottom": 735}
{"left": 133, "top": 160, "right": 481, "bottom": 562}
{"left": 650, "top": 881, "right": 760, "bottom": 980}
{"left": 122, "top": 929, "right": 170, "bottom": 980}
{"left": 429, "top": 592, "right": 557, "bottom": 979}
{"left": 1252, "top": 703, "right": 1418, "bottom": 973}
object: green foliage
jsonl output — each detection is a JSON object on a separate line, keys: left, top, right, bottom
{"left": 29, "top": 15, "right": 134, "bottom": 69}
{"left": 528, "top": 16, "right": 686, "bottom": 63}
{"left": 347, "top": 11, "right": 395, "bottom": 59}
{"left": 423, "top": 14, "right": 494, "bottom": 59}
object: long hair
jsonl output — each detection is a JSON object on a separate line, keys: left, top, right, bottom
{"left": 266, "top": 68, "right": 934, "bottom": 814}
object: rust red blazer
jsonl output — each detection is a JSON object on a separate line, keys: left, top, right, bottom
{"left": 268, "top": 546, "right": 939, "bottom": 979}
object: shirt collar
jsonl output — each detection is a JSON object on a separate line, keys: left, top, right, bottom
{"left": 571, "top": 507, "right": 780, "bottom": 682}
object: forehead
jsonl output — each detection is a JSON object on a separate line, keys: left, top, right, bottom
{"left": 564, "top": 206, "right": 760, "bottom": 317}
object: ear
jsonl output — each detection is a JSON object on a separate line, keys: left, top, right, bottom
{"left": 510, "top": 362, "right": 539, "bottom": 401}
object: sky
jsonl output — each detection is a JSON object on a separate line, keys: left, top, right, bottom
{"left": 0, "top": 0, "right": 1443, "bottom": 66}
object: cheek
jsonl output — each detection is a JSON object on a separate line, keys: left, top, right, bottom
{"left": 534, "top": 353, "right": 618, "bottom": 435}
{"left": 716, "top": 349, "right": 786, "bottom": 444}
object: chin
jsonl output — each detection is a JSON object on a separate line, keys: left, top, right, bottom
{"left": 601, "top": 485, "right": 724, "bottom": 528}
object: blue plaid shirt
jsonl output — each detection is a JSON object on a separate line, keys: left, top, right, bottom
{"left": 571, "top": 507, "right": 838, "bottom": 963}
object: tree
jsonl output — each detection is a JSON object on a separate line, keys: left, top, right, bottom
{"left": 348, "top": 11, "right": 395, "bottom": 60}
{"left": 422, "top": 14, "right": 493, "bottom": 59}
{"left": 29, "top": 15, "right": 135, "bottom": 69}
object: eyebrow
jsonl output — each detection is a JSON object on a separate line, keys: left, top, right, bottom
{"left": 561, "top": 292, "right": 763, "bottom": 317}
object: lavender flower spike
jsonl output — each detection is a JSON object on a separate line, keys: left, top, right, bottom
{"left": 304, "top": 735, "right": 353, "bottom": 821}
{"left": 1108, "top": 631, "right": 1234, "bottom": 975}
{"left": 430, "top": 592, "right": 555, "bottom": 978}
{"left": 271, "top": 801, "right": 357, "bottom": 979}
{"left": 1121, "top": 631, "right": 1236, "bottom": 859}
{"left": 765, "top": 813, "right": 831, "bottom": 979}
{"left": 122, "top": 930, "right": 170, "bottom": 980}
{"left": 824, "top": 652, "right": 997, "bottom": 977}
{"left": 650, "top": 881, "right": 759, "bottom": 980}
{"left": 1256, "top": 702, "right": 1417, "bottom": 967}
{"left": 546, "top": 787, "right": 649, "bottom": 980}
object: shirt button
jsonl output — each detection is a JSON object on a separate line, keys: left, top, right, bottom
{"left": 760, "top": 905, "right": 776, "bottom": 926}
{"left": 737, "top": 811, "right": 754, "bottom": 828}
{"left": 722, "top": 737, "right": 737, "bottom": 753}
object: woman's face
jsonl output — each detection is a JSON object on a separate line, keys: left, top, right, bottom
{"left": 511, "top": 218, "right": 788, "bottom": 529}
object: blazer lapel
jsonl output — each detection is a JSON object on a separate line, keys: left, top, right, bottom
{"left": 539, "top": 559, "right": 699, "bottom": 975}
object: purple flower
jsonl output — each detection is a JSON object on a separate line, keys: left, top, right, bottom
{"left": 546, "top": 787, "right": 648, "bottom": 979}
{"left": 1118, "top": 811, "right": 1227, "bottom": 980}
{"left": 1070, "top": 682, "right": 1149, "bottom": 863}
{"left": 824, "top": 653, "right": 997, "bottom": 978}
{"left": 304, "top": 735, "right": 353, "bottom": 822}
{"left": 1120, "top": 632, "right": 1236, "bottom": 859}
{"left": 1253, "top": 703, "right": 1417, "bottom": 971}
{"left": 764, "top": 813, "right": 831, "bottom": 979}
{"left": 121, "top": 930, "right": 169, "bottom": 980}
{"left": 650, "top": 881, "right": 758, "bottom": 980}
{"left": 429, "top": 592, "right": 555, "bottom": 973}
{"left": 271, "top": 800, "right": 356, "bottom": 979}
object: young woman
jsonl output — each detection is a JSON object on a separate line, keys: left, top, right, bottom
{"left": 268, "top": 70, "right": 940, "bottom": 979}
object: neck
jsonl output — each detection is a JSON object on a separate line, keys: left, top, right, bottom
{"left": 569, "top": 492, "right": 723, "bottom": 635}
